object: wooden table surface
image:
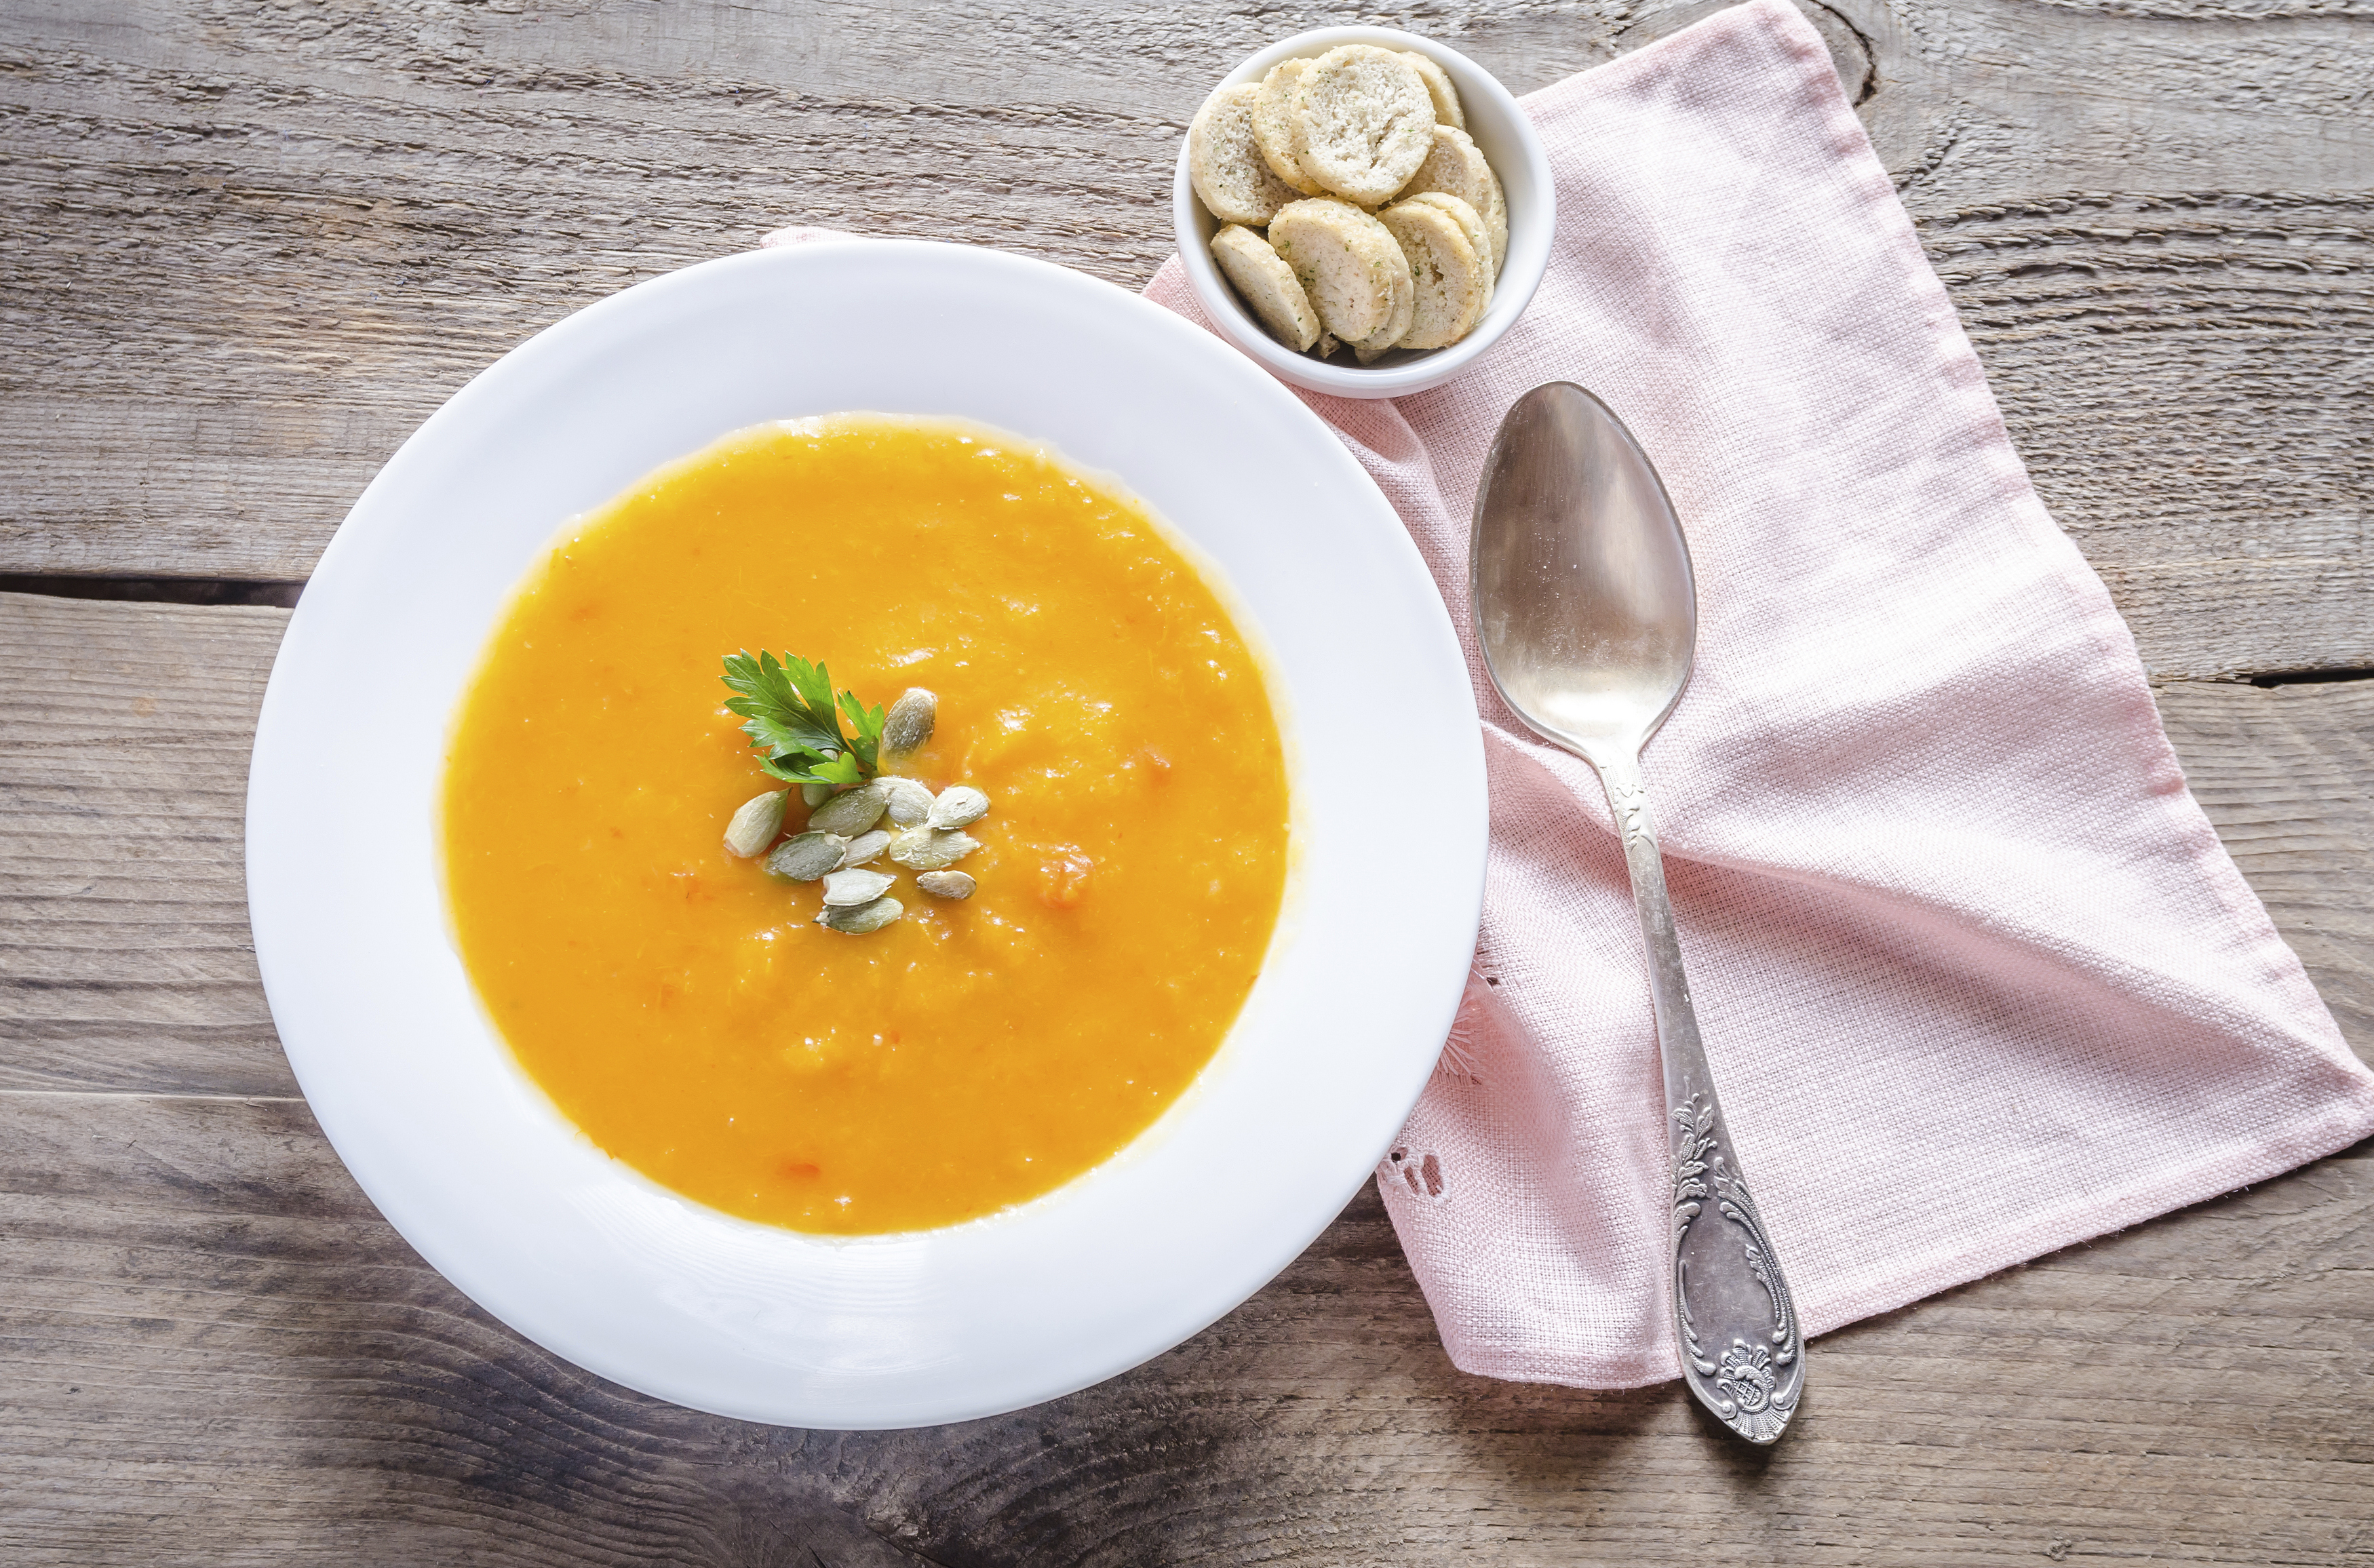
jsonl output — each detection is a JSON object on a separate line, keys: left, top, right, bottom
{"left": 5, "top": 0, "right": 2371, "bottom": 1561}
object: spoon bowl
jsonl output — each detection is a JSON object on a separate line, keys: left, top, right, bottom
{"left": 1471, "top": 385, "right": 1696, "bottom": 764}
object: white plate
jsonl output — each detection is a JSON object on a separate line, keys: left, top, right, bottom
{"left": 246, "top": 239, "right": 1485, "bottom": 1429}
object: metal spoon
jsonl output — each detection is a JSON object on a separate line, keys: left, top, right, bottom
{"left": 1470, "top": 382, "right": 1804, "bottom": 1445}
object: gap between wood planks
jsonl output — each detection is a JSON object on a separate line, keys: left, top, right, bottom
{"left": 0, "top": 1089, "right": 301, "bottom": 1101}
{"left": 0, "top": 574, "right": 304, "bottom": 608}
{"left": 2249, "top": 667, "right": 2374, "bottom": 688}
{"left": 5, "top": 574, "right": 2367, "bottom": 687}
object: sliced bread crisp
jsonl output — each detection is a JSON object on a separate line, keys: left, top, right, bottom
{"left": 1294, "top": 45, "right": 1437, "bottom": 206}
{"left": 1351, "top": 277, "right": 1414, "bottom": 357}
{"left": 1378, "top": 197, "right": 1490, "bottom": 349}
{"left": 1210, "top": 224, "right": 1321, "bottom": 352}
{"left": 1401, "top": 189, "right": 1494, "bottom": 315}
{"left": 1252, "top": 59, "right": 1325, "bottom": 196}
{"left": 1348, "top": 231, "right": 1416, "bottom": 357}
{"left": 1398, "top": 50, "right": 1465, "bottom": 130}
{"left": 1267, "top": 197, "right": 1412, "bottom": 349}
{"left": 1393, "top": 123, "right": 1506, "bottom": 276}
{"left": 1188, "top": 82, "right": 1301, "bottom": 225}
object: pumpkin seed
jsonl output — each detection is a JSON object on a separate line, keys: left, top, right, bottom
{"left": 914, "top": 869, "right": 976, "bottom": 900}
{"left": 876, "top": 775, "right": 935, "bottom": 827}
{"left": 722, "top": 791, "right": 789, "bottom": 858}
{"left": 818, "top": 895, "right": 903, "bottom": 934}
{"left": 806, "top": 785, "right": 887, "bottom": 837}
{"left": 821, "top": 867, "right": 896, "bottom": 906}
{"left": 927, "top": 785, "right": 989, "bottom": 829}
{"left": 765, "top": 831, "right": 849, "bottom": 882}
{"left": 838, "top": 828, "right": 891, "bottom": 868}
{"left": 889, "top": 827, "right": 981, "bottom": 871}
{"left": 882, "top": 687, "right": 937, "bottom": 756}
{"left": 800, "top": 781, "right": 834, "bottom": 808}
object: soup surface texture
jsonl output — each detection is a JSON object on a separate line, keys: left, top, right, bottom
{"left": 442, "top": 416, "right": 1291, "bottom": 1235}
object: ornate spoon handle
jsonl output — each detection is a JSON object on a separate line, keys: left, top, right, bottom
{"left": 1594, "top": 751, "right": 1804, "bottom": 1444}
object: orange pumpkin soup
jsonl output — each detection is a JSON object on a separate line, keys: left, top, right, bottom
{"left": 441, "top": 416, "right": 1290, "bottom": 1235}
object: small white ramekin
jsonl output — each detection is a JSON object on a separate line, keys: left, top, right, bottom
{"left": 1171, "top": 26, "right": 1556, "bottom": 401}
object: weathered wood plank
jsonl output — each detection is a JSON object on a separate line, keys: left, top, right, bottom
{"left": 0, "top": 594, "right": 295, "bottom": 1097}
{"left": 1, "top": 0, "right": 2368, "bottom": 679}
{"left": 1930, "top": 193, "right": 2373, "bottom": 682}
{"left": 2156, "top": 676, "right": 2374, "bottom": 1051}
{"left": 5, "top": 595, "right": 2367, "bottom": 1095}
{"left": 0, "top": 1089, "right": 2365, "bottom": 1566}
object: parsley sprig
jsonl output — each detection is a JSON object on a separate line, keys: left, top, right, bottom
{"left": 720, "top": 650, "right": 886, "bottom": 787}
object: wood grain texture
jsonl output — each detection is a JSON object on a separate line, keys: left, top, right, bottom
{"left": 1925, "top": 192, "right": 2371, "bottom": 681}
{"left": 0, "top": 1088, "right": 2364, "bottom": 1566}
{"left": 2158, "top": 674, "right": 2374, "bottom": 1050}
{"left": 0, "top": 0, "right": 2367, "bottom": 680}
{"left": 0, "top": 594, "right": 293, "bottom": 1097}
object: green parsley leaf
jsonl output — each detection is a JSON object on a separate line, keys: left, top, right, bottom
{"left": 721, "top": 650, "right": 882, "bottom": 785}
{"left": 837, "top": 689, "right": 887, "bottom": 775}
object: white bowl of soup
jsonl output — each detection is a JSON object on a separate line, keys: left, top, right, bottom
{"left": 247, "top": 239, "right": 1485, "bottom": 1428}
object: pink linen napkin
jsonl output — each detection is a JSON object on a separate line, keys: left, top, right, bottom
{"left": 1129, "top": 0, "right": 2374, "bottom": 1389}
